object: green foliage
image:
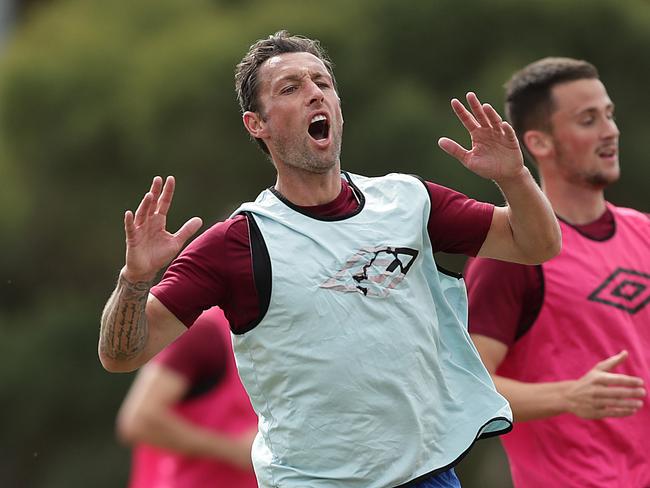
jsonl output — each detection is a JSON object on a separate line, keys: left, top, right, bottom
{"left": 0, "top": 0, "right": 648, "bottom": 486}
{"left": 0, "top": 295, "right": 133, "bottom": 487}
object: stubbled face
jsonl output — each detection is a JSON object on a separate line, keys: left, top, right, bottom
{"left": 251, "top": 52, "right": 343, "bottom": 174}
{"left": 548, "top": 78, "right": 620, "bottom": 188}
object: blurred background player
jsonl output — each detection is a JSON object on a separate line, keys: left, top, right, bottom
{"left": 117, "top": 307, "right": 258, "bottom": 487}
{"left": 465, "top": 57, "right": 650, "bottom": 487}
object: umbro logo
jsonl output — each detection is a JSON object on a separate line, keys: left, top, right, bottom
{"left": 320, "top": 246, "right": 419, "bottom": 297}
{"left": 588, "top": 268, "right": 650, "bottom": 314}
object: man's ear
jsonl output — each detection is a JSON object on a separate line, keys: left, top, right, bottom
{"left": 523, "top": 130, "right": 553, "bottom": 160}
{"left": 242, "top": 111, "right": 266, "bottom": 139}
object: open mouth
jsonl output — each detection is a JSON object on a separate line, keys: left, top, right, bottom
{"left": 308, "top": 114, "right": 330, "bottom": 141}
{"left": 597, "top": 147, "right": 617, "bottom": 158}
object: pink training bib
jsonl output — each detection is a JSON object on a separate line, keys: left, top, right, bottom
{"left": 498, "top": 205, "right": 650, "bottom": 488}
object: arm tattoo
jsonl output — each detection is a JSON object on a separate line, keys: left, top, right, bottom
{"left": 100, "top": 274, "right": 154, "bottom": 361}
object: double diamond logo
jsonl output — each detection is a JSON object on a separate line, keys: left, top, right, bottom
{"left": 588, "top": 268, "right": 650, "bottom": 314}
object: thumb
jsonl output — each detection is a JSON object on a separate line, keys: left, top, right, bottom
{"left": 174, "top": 217, "right": 203, "bottom": 245}
{"left": 595, "top": 350, "right": 628, "bottom": 372}
{"left": 438, "top": 137, "right": 468, "bottom": 164}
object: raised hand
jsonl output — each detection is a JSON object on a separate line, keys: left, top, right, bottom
{"left": 123, "top": 176, "right": 203, "bottom": 282}
{"left": 438, "top": 92, "right": 525, "bottom": 181}
{"left": 565, "top": 351, "right": 646, "bottom": 419}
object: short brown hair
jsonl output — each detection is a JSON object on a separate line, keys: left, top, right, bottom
{"left": 235, "top": 31, "right": 337, "bottom": 154}
{"left": 505, "top": 57, "right": 599, "bottom": 158}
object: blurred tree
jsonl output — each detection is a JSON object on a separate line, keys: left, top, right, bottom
{"left": 0, "top": 0, "right": 647, "bottom": 486}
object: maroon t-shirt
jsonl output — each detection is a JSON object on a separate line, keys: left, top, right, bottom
{"left": 152, "top": 310, "right": 228, "bottom": 389}
{"left": 464, "top": 208, "right": 617, "bottom": 346}
{"left": 152, "top": 178, "right": 494, "bottom": 333}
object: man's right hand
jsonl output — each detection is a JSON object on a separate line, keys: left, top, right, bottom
{"left": 123, "top": 176, "right": 203, "bottom": 281}
{"left": 565, "top": 350, "right": 646, "bottom": 419}
{"left": 99, "top": 176, "right": 199, "bottom": 372}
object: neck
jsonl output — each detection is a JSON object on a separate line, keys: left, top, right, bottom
{"left": 274, "top": 165, "right": 342, "bottom": 206}
{"left": 541, "top": 175, "right": 607, "bottom": 225}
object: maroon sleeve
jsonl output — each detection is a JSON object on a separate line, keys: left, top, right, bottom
{"left": 464, "top": 257, "right": 542, "bottom": 347}
{"left": 425, "top": 181, "right": 495, "bottom": 255}
{"left": 151, "top": 215, "right": 260, "bottom": 331}
{"left": 152, "top": 308, "right": 228, "bottom": 382}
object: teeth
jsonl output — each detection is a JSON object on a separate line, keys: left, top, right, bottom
{"left": 310, "top": 114, "right": 327, "bottom": 123}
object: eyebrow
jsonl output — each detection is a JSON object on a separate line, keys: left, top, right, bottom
{"left": 574, "top": 102, "right": 615, "bottom": 117}
{"left": 275, "top": 71, "right": 331, "bottom": 86}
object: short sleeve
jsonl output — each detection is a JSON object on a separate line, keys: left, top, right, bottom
{"left": 151, "top": 215, "right": 260, "bottom": 331}
{"left": 152, "top": 308, "right": 229, "bottom": 383}
{"left": 464, "top": 257, "right": 543, "bottom": 347}
{"left": 425, "top": 181, "right": 494, "bottom": 255}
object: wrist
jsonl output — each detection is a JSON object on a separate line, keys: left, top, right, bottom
{"left": 120, "top": 266, "right": 157, "bottom": 286}
{"left": 494, "top": 165, "right": 531, "bottom": 188}
{"left": 557, "top": 380, "right": 576, "bottom": 415}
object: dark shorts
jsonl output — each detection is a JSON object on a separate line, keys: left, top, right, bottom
{"left": 411, "top": 468, "right": 461, "bottom": 488}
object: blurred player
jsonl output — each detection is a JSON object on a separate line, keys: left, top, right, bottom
{"left": 117, "top": 307, "right": 258, "bottom": 487}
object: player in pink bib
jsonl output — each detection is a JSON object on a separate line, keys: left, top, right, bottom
{"left": 117, "top": 308, "right": 258, "bottom": 488}
{"left": 465, "top": 57, "right": 650, "bottom": 487}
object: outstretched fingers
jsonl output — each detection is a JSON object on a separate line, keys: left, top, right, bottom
{"left": 133, "top": 191, "right": 154, "bottom": 227}
{"left": 482, "top": 102, "right": 504, "bottom": 128}
{"left": 156, "top": 176, "right": 176, "bottom": 216}
{"left": 596, "top": 372, "right": 645, "bottom": 389}
{"left": 590, "top": 362, "right": 646, "bottom": 417}
{"left": 130, "top": 176, "right": 177, "bottom": 230}
{"left": 147, "top": 176, "right": 164, "bottom": 218}
{"left": 580, "top": 381, "right": 645, "bottom": 419}
{"left": 131, "top": 176, "right": 162, "bottom": 227}
{"left": 595, "top": 392, "right": 644, "bottom": 416}
{"left": 595, "top": 381, "right": 646, "bottom": 397}
{"left": 124, "top": 210, "right": 136, "bottom": 240}
{"left": 149, "top": 175, "right": 163, "bottom": 197}
{"left": 602, "top": 407, "right": 642, "bottom": 418}
{"left": 466, "top": 92, "right": 492, "bottom": 128}
{"left": 450, "top": 98, "right": 480, "bottom": 132}
{"left": 500, "top": 120, "right": 519, "bottom": 145}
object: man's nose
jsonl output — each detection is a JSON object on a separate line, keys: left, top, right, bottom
{"left": 306, "top": 81, "right": 325, "bottom": 105}
{"left": 602, "top": 116, "right": 619, "bottom": 139}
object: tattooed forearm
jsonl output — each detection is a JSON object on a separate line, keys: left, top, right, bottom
{"left": 100, "top": 273, "right": 154, "bottom": 361}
